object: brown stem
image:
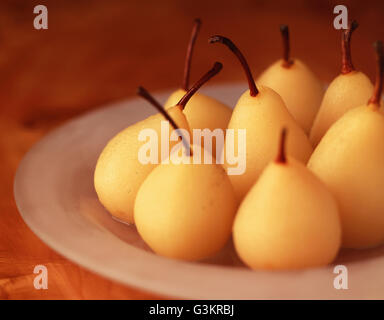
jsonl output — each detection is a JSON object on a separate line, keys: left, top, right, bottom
{"left": 275, "top": 128, "right": 287, "bottom": 164}
{"left": 368, "top": 41, "right": 384, "bottom": 106}
{"left": 341, "top": 20, "right": 358, "bottom": 75}
{"left": 182, "top": 18, "right": 202, "bottom": 91}
{"left": 137, "top": 86, "right": 192, "bottom": 155}
{"left": 177, "top": 62, "right": 223, "bottom": 109}
{"left": 209, "top": 35, "right": 259, "bottom": 96}
{"left": 280, "top": 25, "right": 293, "bottom": 68}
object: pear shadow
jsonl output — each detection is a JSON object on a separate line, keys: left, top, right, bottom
{"left": 335, "top": 245, "right": 384, "bottom": 264}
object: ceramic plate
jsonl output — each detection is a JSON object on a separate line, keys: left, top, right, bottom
{"left": 14, "top": 83, "right": 384, "bottom": 299}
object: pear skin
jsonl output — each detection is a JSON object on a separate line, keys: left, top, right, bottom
{"left": 310, "top": 21, "right": 383, "bottom": 146}
{"left": 308, "top": 105, "right": 384, "bottom": 248}
{"left": 164, "top": 89, "right": 185, "bottom": 108}
{"left": 165, "top": 62, "right": 231, "bottom": 158}
{"left": 94, "top": 106, "right": 190, "bottom": 224}
{"left": 234, "top": 137, "right": 341, "bottom": 270}
{"left": 134, "top": 146, "right": 237, "bottom": 261}
{"left": 257, "top": 58, "right": 324, "bottom": 133}
{"left": 310, "top": 71, "right": 374, "bottom": 147}
{"left": 224, "top": 86, "right": 313, "bottom": 201}
{"left": 165, "top": 89, "right": 232, "bottom": 134}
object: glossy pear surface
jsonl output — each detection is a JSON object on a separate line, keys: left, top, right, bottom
{"left": 308, "top": 105, "right": 384, "bottom": 248}
{"left": 224, "top": 86, "right": 313, "bottom": 201}
{"left": 134, "top": 147, "right": 237, "bottom": 261}
{"left": 94, "top": 106, "right": 189, "bottom": 224}
{"left": 257, "top": 59, "right": 324, "bottom": 133}
{"left": 310, "top": 71, "right": 374, "bottom": 146}
{"left": 233, "top": 158, "right": 341, "bottom": 270}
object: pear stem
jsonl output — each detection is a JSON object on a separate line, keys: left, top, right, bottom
{"left": 275, "top": 128, "right": 287, "bottom": 164}
{"left": 280, "top": 25, "right": 293, "bottom": 68}
{"left": 209, "top": 35, "right": 259, "bottom": 96}
{"left": 182, "top": 18, "right": 202, "bottom": 91}
{"left": 177, "top": 62, "right": 223, "bottom": 109}
{"left": 137, "top": 86, "right": 192, "bottom": 156}
{"left": 341, "top": 20, "right": 358, "bottom": 75}
{"left": 368, "top": 41, "right": 384, "bottom": 106}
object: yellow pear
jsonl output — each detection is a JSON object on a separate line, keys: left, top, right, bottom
{"left": 166, "top": 62, "right": 228, "bottom": 157}
{"left": 165, "top": 89, "right": 232, "bottom": 141}
{"left": 134, "top": 144, "right": 237, "bottom": 261}
{"left": 310, "top": 21, "right": 376, "bottom": 146}
{"left": 94, "top": 92, "right": 189, "bottom": 224}
{"left": 209, "top": 35, "right": 313, "bottom": 201}
{"left": 164, "top": 19, "right": 232, "bottom": 143}
{"left": 308, "top": 41, "right": 384, "bottom": 249}
{"left": 257, "top": 25, "right": 323, "bottom": 133}
{"left": 233, "top": 129, "right": 341, "bottom": 270}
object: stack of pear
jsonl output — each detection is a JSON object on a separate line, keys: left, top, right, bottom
{"left": 233, "top": 129, "right": 341, "bottom": 270}
{"left": 94, "top": 62, "right": 222, "bottom": 224}
{"left": 209, "top": 35, "right": 313, "bottom": 201}
{"left": 257, "top": 25, "right": 323, "bottom": 134}
{"left": 164, "top": 19, "right": 232, "bottom": 145}
{"left": 135, "top": 89, "right": 237, "bottom": 261}
{"left": 310, "top": 21, "right": 376, "bottom": 146}
{"left": 308, "top": 41, "right": 384, "bottom": 249}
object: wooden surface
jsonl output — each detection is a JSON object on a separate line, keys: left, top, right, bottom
{"left": 1, "top": 0, "right": 384, "bottom": 300}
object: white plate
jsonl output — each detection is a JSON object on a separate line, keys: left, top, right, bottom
{"left": 14, "top": 83, "right": 384, "bottom": 299}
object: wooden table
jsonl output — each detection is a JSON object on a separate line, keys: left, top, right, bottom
{"left": 1, "top": 0, "right": 383, "bottom": 299}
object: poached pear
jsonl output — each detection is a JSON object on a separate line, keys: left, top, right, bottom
{"left": 209, "top": 35, "right": 313, "bottom": 201}
{"left": 308, "top": 41, "right": 384, "bottom": 249}
{"left": 164, "top": 19, "right": 232, "bottom": 144}
{"left": 233, "top": 129, "right": 341, "bottom": 270}
{"left": 257, "top": 25, "right": 324, "bottom": 133}
{"left": 164, "top": 19, "right": 232, "bottom": 143}
{"left": 135, "top": 89, "right": 237, "bottom": 261}
{"left": 310, "top": 21, "right": 376, "bottom": 146}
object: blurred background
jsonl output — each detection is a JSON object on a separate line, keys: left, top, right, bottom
{"left": 1, "top": 0, "right": 384, "bottom": 299}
